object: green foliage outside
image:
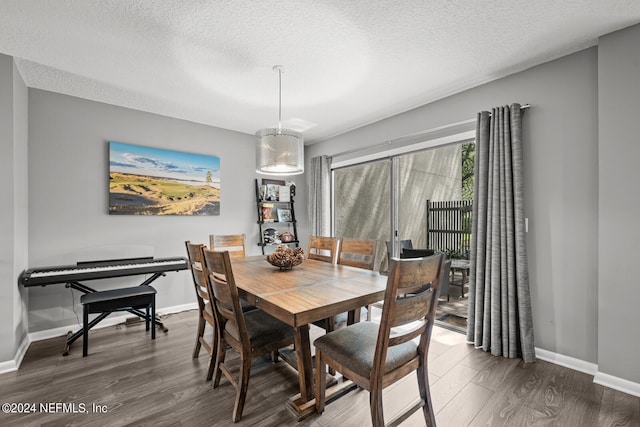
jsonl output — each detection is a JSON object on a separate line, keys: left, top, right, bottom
{"left": 461, "top": 142, "right": 475, "bottom": 201}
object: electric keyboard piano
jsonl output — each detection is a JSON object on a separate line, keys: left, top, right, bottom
{"left": 19, "top": 256, "right": 188, "bottom": 355}
{"left": 19, "top": 256, "right": 188, "bottom": 287}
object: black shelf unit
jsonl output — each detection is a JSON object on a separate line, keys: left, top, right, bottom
{"left": 255, "top": 178, "right": 299, "bottom": 255}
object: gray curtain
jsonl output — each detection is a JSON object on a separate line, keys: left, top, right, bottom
{"left": 309, "top": 155, "right": 331, "bottom": 236}
{"left": 466, "top": 104, "right": 535, "bottom": 363}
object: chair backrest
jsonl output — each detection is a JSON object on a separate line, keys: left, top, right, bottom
{"left": 307, "top": 236, "right": 338, "bottom": 263}
{"left": 385, "top": 239, "right": 413, "bottom": 258}
{"left": 210, "top": 234, "right": 246, "bottom": 258}
{"left": 337, "top": 238, "right": 378, "bottom": 270}
{"left": 200, "top": 248, "right": 249, "bottom": 352}
{"left": 400, "top": 248, "right": 435, "bottom": 258}
{"left": 185, "top": 241, "right": 212, "bottom": 312}
{"left": 374, "top": 254, "right": 444, "bottom": 374}
{"left": 400, "top": 249, "right": 450, "bottom": 297}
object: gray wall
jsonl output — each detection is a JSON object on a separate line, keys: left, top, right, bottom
{"left": 598, "top": 25, "right": 640, "bottom": 383}
{"left": 308, "top": 48, "right": 601, "bottom": 365}
{"left": 26, "top": 90, "right": 267, "bottom": 332}
{"left": 309, "top": 24, "right": 640, "bottom": 385}
{"left": 0, "top": 54, "right": 29, "bottom": 362}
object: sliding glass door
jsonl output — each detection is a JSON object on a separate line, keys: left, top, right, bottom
{"left": 333, "top": 159, "right": 390, "bottom": 271}
{"left": 396, "top": 143, "right": 464, "bottom": 250}
{"left": 333, "top": 140, "right": 472, "bottom": 270}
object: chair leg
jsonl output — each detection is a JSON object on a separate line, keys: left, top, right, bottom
{"left": 193, "top": 314, "right": 206, "bottom": 358}
{"left": 315, "top": 350, "right": 326, "bottom": 414}
{"left": 369, "top": 386, "right": 384, "bottom": 427}
{"left": 82, "top": 305, "right": 89, "bottom": 357}
{"left": 417, "top": 363, "right": 436, "bottom": 427}
{"left": 232, "top": 356, "right": 252, "bottom": 422}
{"left": 205, "top": 327, "right": 217, "bottom": 381}
{"left": 151, "top": 295, "right": 156, "bottom": 340}
{"left": 213, "top": 334, "right": 226, "bottom": 388}
{"left": 145, "top": 305, "right": 150, "bottom": 331}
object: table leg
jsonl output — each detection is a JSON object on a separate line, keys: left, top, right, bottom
{"left": 294, "top": 324, "right": 313, "bottom": 401}
{"left": 286, "top": 324, "right": 318, "bottom": 420}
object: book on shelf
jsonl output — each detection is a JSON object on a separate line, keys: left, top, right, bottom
{"left": 278, "top": 185, "right": 291, "bottom": 202}
{"left": 261, "top": 205, "right": 275, "bottom": 222}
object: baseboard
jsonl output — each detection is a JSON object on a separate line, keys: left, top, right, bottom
{"left": 534, "top": 347, "right": 598, "bottom": 375}
{"left": 536, "top": 347, "right": 640, "bottom": 398}
{"left": 1, "top": 302, "right": 199, "bottom": 373}
{"left": 594, "top": 372, "right": 640, "bottom": 398}
{"left": 0, "top": 336, "right": 30, "bottom": 375}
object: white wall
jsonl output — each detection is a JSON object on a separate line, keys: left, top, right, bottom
{"left": 26, "top": 89, "right": 267, "bottom": 332}
{"left": 308, "top": 47, "right": 601, "bottom": 366}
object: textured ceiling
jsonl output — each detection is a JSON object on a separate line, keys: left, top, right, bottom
{"left": 2, "top": 1, "right": 640, "bottom": 144}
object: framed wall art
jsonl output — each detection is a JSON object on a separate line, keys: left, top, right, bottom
{"left": 109, "top": 141, "right": 220, "bottom": 215}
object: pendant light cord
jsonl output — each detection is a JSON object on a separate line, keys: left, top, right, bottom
{"left": 275, "top": 65, "right": 283, "bottom": 130}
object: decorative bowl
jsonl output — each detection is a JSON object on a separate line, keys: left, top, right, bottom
{"left": 267, "top": 245, "right": 305, "bottom": 270}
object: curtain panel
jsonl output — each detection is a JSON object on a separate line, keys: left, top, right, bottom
{"left": 309, "top": 155, "right": 332, "bottom": 236}
{"left": 467, "top": 103, "right": 535, "bottom": 363}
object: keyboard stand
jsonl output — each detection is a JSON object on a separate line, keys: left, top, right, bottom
{"left": 62, "top": 272, "right": 169, "bottom": 356}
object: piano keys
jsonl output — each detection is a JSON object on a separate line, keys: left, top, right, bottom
{"left": 19, "top": 256, "right": 188, "bottom": 287}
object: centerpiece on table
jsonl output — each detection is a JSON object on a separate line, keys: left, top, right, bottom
{"left": 266, "top": 245, "right": 305, "bottom": 270}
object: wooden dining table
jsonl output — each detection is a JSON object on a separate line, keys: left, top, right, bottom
{"left": 230, "top": 256, "right": 388, "bottom": 420}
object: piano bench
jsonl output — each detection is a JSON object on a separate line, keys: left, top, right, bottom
{"left": 80, "top": 285, "right": 157, "bottom": 357}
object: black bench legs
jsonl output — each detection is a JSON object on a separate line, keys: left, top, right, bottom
{"left": 81, "top": 285, "right": 157, "bottom": 357}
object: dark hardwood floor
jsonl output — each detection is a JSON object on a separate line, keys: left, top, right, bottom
{"left": 1, "top": 309, "right": 638, "bottom": 426}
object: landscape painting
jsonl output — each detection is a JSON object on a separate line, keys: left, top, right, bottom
{"left": 109, "top": 141, "right": 220, "bottom": 215}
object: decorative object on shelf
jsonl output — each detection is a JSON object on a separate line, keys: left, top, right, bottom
{"left": 261, "top": 205, "right": 275, "bottom": 222}
{"left": 277, "top": 208, "right": 292, "bottom": 222}
{"left": 255, "top": 65, "right": 304, "bottom": 176}
{"left": 266, "top": 245, "right": 305, "bottom": 270}
{"left": 280, "top": 231, "right": 295, "bottom": 243}
{"left": 263, "top": 228, "right": 280, "bottom": 244}
{"left": 278, "top": 185, "right": 291, "bottom": 202}
{"left": 265, "top": 184, "right": 280, "bottom": 201}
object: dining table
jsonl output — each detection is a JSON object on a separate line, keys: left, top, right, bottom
{"left": 230, "top": 255, "right": 388, "bottom": 420}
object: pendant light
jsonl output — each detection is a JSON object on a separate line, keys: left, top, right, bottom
{"left": 255, "top": 65, "right": 304, "bottom": 175}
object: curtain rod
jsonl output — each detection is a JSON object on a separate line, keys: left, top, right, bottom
{"left": 488, "top": 103, "right": 530, "bottom": 116}
{"left": 329, "top": 103, "right": 530, "bottom": 161}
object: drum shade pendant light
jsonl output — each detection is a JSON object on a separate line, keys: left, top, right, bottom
{"left": 255, "top": 65, "right": 304, "bottom": 175}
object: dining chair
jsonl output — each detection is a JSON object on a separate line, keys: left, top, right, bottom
{"left": 210, "top": 233, "right": 246, "bottom": 258}
{"left": 185, "top": 241, "right": 218, "bottom": 380}
{"left": 337, "top": 237, "right": 378, "bottom": 270}
{"left": 314, "top": 253, "right": 445, "bottom": 427}
{"left": 314, "top": 237, "right": 378, "bottom": 331}
{"left": 201, "top": 248, "right": 295, "bottom": 423}
{"left": 307, "top": 235, "right": 338, "bottom": 264}
{"left": 379, "top": 239, "right": 413, "bottom": 274}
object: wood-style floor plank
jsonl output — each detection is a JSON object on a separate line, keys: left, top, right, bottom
{"left": 0, "top": 310, "right": 638, "bottom": 426}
